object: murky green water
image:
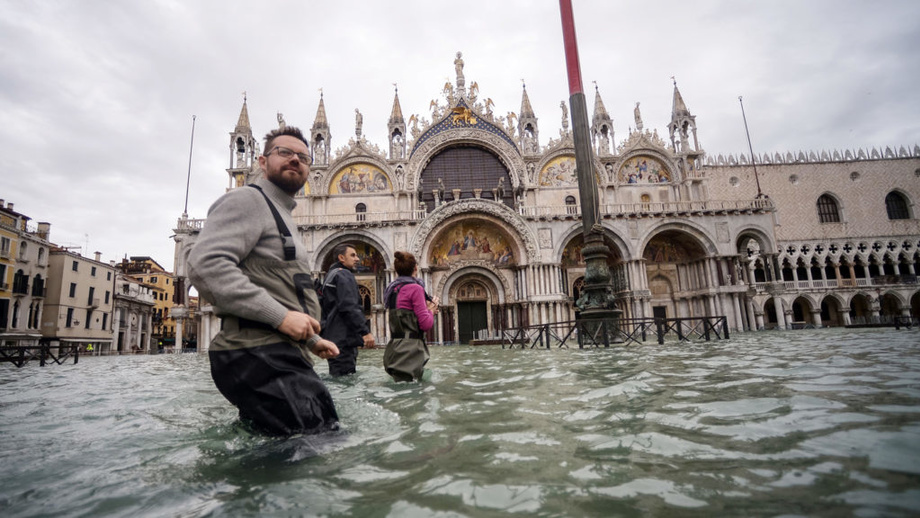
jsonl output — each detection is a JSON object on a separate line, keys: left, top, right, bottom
{"left": 2, "top": 328, "right": 920, "bottom": 517}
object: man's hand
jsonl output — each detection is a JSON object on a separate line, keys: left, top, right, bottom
{"left": 277, "top": 310, "right": 322, "bottom": 342}
{"left": 363, "top": 333, "right": 376, "bottom": 348}
{"left": 310, "top": 338, "right": 340, "bottom": 359}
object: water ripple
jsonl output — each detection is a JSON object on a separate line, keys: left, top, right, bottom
{"left": 1, "top": 328, "right": 919, "bottom": 516}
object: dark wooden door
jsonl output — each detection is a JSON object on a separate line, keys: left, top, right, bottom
{"left": 457, "top": 301, "right": 488, "bottom": 343}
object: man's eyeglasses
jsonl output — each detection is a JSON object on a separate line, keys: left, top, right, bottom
{"left": 267, "top": 146, "right": 312, "bottom": 166}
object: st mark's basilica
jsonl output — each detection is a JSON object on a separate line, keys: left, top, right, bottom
{"left": 174, "top": 53, "right": 920, "bottom": 349}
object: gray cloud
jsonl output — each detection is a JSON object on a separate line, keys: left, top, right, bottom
{"left": 1, "top": 0, "right": 917, "bottom": 270}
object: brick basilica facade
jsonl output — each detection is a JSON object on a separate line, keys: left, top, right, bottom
{"left": 174, "top": 55, "right": 920, "bottom": 349}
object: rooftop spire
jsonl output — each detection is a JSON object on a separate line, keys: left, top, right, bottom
{"left": 671, "top": 78, "right": 690, "bottom": 117}
{"left": 389, "top": 84, "right": 404, "bottom": 124}
{"left": 592, "top": 82, "right": 610, "bottom": 124}
{"left": 520, "top": 81, "right": 535, "bottom": 118}
{"left": 312, "top": 91, "right": 328, "bottom": 129}
{"left": 235, "top": 92, "right": 250, "bottom": 131}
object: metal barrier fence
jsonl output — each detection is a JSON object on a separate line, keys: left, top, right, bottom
{"left": 0, "top": 343, "right": 81, "bottom": 368}
{"left": 501, "top": 316, "right": 730, "bottom": 349}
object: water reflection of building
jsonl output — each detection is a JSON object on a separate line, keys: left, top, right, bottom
{"left": 175, "top": 55, "right": 920, "bottom": 348}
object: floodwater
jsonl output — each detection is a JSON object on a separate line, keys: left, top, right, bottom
{"left": 2, "top": 328, "right": 920, "bottom": 517}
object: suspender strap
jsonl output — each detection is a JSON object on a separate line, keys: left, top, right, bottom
{"left": 249, "top": 185, "right": 296, "bottom": 261}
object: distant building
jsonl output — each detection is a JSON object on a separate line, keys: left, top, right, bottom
{"left": 115, "top": 256, "right": 178, "bottom": 347}
{"left": 175, "top": 55, "right": 920, "bottom": 349}
{"left": 112, "top": 272, "right": 156, "bottom": 353}
{"left": 41, "top": 250, "right": 116, "bottom": 354}
{"left": 0, "top": 200, "right": 53, "bottom": 348}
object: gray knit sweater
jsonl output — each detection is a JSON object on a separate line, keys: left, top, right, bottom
{"left": 187, "top": 178, "right": 307, "bottom": 328}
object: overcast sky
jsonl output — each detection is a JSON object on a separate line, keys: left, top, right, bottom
{"left": 2, "top": 0, "right": 918, "bottom": 272}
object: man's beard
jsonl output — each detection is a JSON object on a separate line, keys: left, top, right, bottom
{"left": 268, "top": 167, "right": 306, "bottom": 194}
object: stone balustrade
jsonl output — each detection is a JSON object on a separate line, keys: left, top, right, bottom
{"left": 518, "top": 198, "right": 774, "bottom": 219}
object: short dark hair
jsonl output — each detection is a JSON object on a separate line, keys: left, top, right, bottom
{"left": 263, "top": 126, "right": 309, "bottom": 155}
{"left": 394, "top": 251, "right": 417, "bottom": 277}
{"left": 333, "top": 243, "right": 356, "bottom": 261}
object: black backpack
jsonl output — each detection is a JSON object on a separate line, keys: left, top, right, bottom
{"left": 316, "top": 267, "right": 344, "bottom": 327}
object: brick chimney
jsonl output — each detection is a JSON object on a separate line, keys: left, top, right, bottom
{"left": 37, "top": 222, "right": 51, "bottom": 241}
{"left": 94, "top": 251, "right": 102, "bottom": 262}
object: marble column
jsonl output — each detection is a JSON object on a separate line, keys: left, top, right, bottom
{"left": 810, "top": 309, "right": 823, "bottom": 328}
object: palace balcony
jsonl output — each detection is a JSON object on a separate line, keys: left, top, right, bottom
{"left": 753, "top": 274, "right": 918, "bottom": 294}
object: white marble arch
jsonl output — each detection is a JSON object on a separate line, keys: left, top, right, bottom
{"left": 312, "top": 230, "right": 393, "bottom": 272}
{"left": 877, "top": 289, "right": 909, "bottom": 307}
{"left": 735, "top": 226, "right": 776, "bottom": 258}
{"left": 790, "top": 292, "right": 822, "bottom": 310}
{"left": 555, "top": 223, "right": 633, "bottom": 263}
{"left": 639, "top": 219, "right": 719, "bottom": 258}
{"left": 436, "top": 264, "right": 511, "bottom": 306}
{"left": 410, "top": 198, "right": 539, "bottom": 266}
{"left": 818, "top": 291, "right": 848, "bottom": 309}
{"left": 407, "top": 129, "right": 526, "bottom": 194}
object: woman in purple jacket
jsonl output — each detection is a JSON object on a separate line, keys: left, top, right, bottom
{"left": 382, "top": 251, "right": 439, "bottom": 381}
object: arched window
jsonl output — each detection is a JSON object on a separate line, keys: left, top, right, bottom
{"left": 885, "top": 191, "right": 910, "bottom": 220}
{"left": 19, "top": 242, "right": 27, "bottom": 260}
{"left": 12, "top": 269, "right": 28, "bottom": 294}
{"left": 564, "top": 195, "right": 578, "bottom": 215}
{"left": 31, "top": 274, "right": 44, "bottom": 297}
{"left": 355, "top": 203, "right": 367, "bottom": 222}
{"left": 817, "top": 194, "right": 840, "bottom": 223}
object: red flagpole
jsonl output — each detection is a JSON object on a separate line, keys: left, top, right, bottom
{"left": 559, "top": 0, "right": 584, "bottom": 96}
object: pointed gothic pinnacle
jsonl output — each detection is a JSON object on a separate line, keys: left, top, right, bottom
{"left": 235, "top": 95, "right": 251, "bottom": 131}
{"left": 520, "top": 81, "right": 535, "bottom": 119}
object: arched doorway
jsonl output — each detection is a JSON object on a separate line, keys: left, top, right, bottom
{"left": 849, "top": 294, "right": 872, "bottom": 325}
{"left": 455, "top": 278, "right": 490, "bottom": 343}
{"left": 791, "top": 296, "right": 815, "bottom": 328}
{"left": 561, "top": 232, "right": 625, "bottom": 318}
{"left": 320, "top": 240, "right": 387, "bottom": 336}
{"left": 911, "top": 291, "right": 920, "bottom": 323}
{"left": 879, "top": 293, "right": 901, "bottom": 323}
{"left": 427, "top": 214, "right": 521, "bottom": 339}
{"left": 643, "top": 230, "right": 709, "bottom": 318}
{"left": 764, "top": 297, "right": 779, "bottom": 328}
{"left": 820, "top": 296, "right": 843, "bottom": 327}
{"left": 648, "top": 275, "right": 675, "bottom": 320}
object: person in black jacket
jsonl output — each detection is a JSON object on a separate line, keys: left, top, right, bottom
{"left": 321, "top": 243, "right": 375, "bottom": 376}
